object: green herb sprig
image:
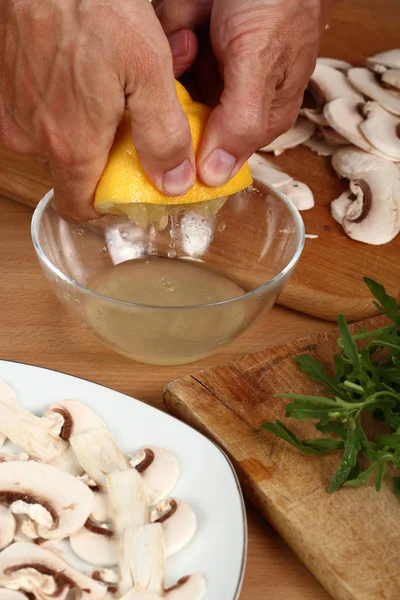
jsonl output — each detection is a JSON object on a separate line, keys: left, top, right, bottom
{"left": 260, "top": 278, "right": 400, "bottom": 496}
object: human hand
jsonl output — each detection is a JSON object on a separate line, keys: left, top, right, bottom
{"left": 156, "top": 0, "right": 333, "bottom": 186}
{"left": 0, "top": 0, "right": 199, "bottom": 221}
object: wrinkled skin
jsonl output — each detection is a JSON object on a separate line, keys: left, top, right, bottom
{"left": 0, "top": 0, "right": 333, "bottom": 221}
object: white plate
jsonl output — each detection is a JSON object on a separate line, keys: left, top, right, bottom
{"left": 0, "top": 360, "right": 247, "bottom": 599}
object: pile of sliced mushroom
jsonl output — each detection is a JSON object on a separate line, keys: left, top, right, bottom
{"left": 0, "top": 382, "right": 205, "bottom": 600}
{"left": 251, "top": 49, "right": 400, "bottom": 245}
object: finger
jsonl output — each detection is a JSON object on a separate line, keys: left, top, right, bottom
{"left": 51, "top": 156, "right": 107, "bottom": 222}
{"left": 124, "top": 7, "right": 195, "bottom": 196}
{"left": 168, "top": 29, "right": 198, "bottom": 77}
{"left": 156, "top": 0, "right": 213, "bottom": 34}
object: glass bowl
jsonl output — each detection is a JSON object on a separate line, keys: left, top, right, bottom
{"left": 31, "top": 183, "right": 304, "bottom": 365}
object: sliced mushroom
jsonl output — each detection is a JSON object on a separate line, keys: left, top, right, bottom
{"left": 247, "top": 153, "right": 315, "bottom": 211}
{"left": 130, "top": 446, "right": 179, "bottom": 506}
{"left": 0, "top": 542, "right": 107, "bottom": 599}
{"left": 348, "top": 68, "right": 400, "bottom": 116}
{"left": 0, "top": 453, "right": 29, "bottom": 463}
{"left": 331, "top": 191, "right": 354, "bottom": 225}
{"left": 165, "top": 575, "right": 206, "bottom": 600}
{"left": 366, "top": 49, "right": 400, "bottom": 73}
{"left": 119, "top": 524, "right": 165, "bottom": 596}
{"left": 0, "top": 403, "right": 67, "bottom": 463}
{"left": 70, "top": 426, "right": 129, "bottom": 487}
{"left": 278, "top": 181, "right": 315, "bottom": 211}
{"left": 248, "top": 154, "right": 292, "bottom": 187}
{"left": 300, "top": 108, "right": 329, "bottom": 127}
{"left": 331, "top": 146, "right": 399, "bottom": 179}
{"left": 316, "top": 57, "right": 353, "bottom": 72}
{"left": 336, "top": 171, "right": 400, "bottom": 245}
{"left": 0, "top": 379, "right": 17, "bottom": 449}
{"left": 303, "top": 135, "right": 337, "bottom": 156}
{"left": 259, "top": 118, "right": 315, "bottom": 155}
{"left": 0, "top": 590, "right": 30, "bottom": 599}
{"left": 151, "top": 499, "right": 196, "bottom": 557}
{"left": 120, "top": 592, "right": 162, "bottom": 600}
{"left": 90, "top": 488, "right": 112, "bottom": 523}
{"left": 0, "top": 461, "right": 93, "bottom": 541}
{"left": 70, "top": 520, "right": 119, "bottom": 567}
{"left": 358, "top": 102, "right": 400, "bottom": 160}
{"left": 381, "top": 68, "right": 400, "bottom": 91}
{"left": 309, "top": 64, "right": 363, "bottom": 103}
{"left": 324, "top": 97, "right": 399, "bottom": 160}
{"left": 92, "top": 567, "right": 118, "bottom": 593}
{"left": 43, "top": 400, "right": 106, "bottom": 441}
{"left": 320, "top": 127, "right": 349, "bottom": 146}
{"left": 0, "top": 507, "right": 16, "bottom": 551}
{"left": 107, "top": 468, "right": 149, "bottom": 536}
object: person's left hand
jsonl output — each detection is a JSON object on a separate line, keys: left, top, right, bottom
{"left": 154, "top": 0, "right": 333, "bottom": 187}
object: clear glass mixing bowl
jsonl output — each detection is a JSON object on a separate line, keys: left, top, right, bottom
{"left": 31, "top": 183, "right": 304, "bottom": 365}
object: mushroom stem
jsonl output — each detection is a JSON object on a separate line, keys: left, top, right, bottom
{"left": 119, "top": 524, "right": 165, "bottom": 596}
{"left": 106, "top": 469, "right": 149, "bottom": 536}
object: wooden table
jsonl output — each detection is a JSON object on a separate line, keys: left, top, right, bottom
{"left": 0, "top": 195, "right": 333, "bottom": 599}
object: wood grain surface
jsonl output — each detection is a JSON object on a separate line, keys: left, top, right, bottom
{"left": 0, "top": 0, "right": 399, "bottom": 323}
{"left": 164, "top": 315, "right": 399, "bottom": 600}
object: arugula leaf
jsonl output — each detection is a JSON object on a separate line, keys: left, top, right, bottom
{"left": 328, "top": 420, "right": 365, "bottom": 493}
{"left": 393, "top": 477, "right": 400, "bottom": 499}
{"left": 295, "top": 354, "right": 342, "bottom": 395}
{"left": 337, "top": 313, "right": 360, "bottom": 369}
{"left": 316, "top": 420, "right": 347, "bottom": 440}
{"left": 259, "top": 421, "right": 344, "bottom": 455}
{"left": 344, "top": 461, "right": 377, "bottom": 488}
{"left": 364, "top": 278, "right": 400, "bottom": 326}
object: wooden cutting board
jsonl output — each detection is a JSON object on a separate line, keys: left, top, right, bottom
{"left": 164, "top": 314, "right": 400, "bottom": 600}
{"left": 0, "top": 0, "right": 399, "bottom": 322}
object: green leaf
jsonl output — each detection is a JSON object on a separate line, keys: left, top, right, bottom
{"left": 364, "top": 278, "right": 400, "bottom": 326}
{"left": 295, "top": 354, "right": 342, "bottom": 395}
{"left": 376, "top": 433, "right": 400, "bottom": 452}
{"left": 316, "top": 420, "right": 348, "bottom": 440}
{"left": 393, "top": 477, "right": 400, "bottom": 499}
{"left": 344, "top": 461, "right": 377, "bottom": 488}
{"left": 337, "top": 313, "right": 360, "bottom": 369}
{"left": 279, "top": 394, "right": 341, "bottom": 407}
{"left": 328, "top": 420, "right": 365, "bottom": 493}
{"left": 375, "top": 460, "right": 386, "bottom": 492}
{"left": 383, "top": 408, "right": 400, "bottom": 429}
{"left": 259, "top": 421, "right": 343, "bottom": 455}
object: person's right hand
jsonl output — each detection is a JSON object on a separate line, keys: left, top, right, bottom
{"left": 0, "top": 0, "right": 199, "bottom": 221}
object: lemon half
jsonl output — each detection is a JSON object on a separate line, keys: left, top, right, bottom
{"left": 94, "top": 81, "right": 252, "bottom": 226}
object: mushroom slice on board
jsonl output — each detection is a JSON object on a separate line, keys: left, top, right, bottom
{"left": 0, "top": 506, "right": 16, "bottom": 551}
{"left": 70, "top": 426, "right": 129, "bottom": 487}
{"left": 0, "top": 379, "right": 17, "bottom": 449}
{"left": 331, "top": 146, "right": 400, "bottom": 179}
{"left": 43, "top": 400, "right": 106, "bottom": 441}
{"left": 130, "top": 446, "right": 180, "bottom": 506}
{"left": 259, "top": 118, "right": 315, "bottom": 155}
{"left": 151, "top": 499, "right": 197, "bottom": 557}
{"left": 0, "top": 403, "right": 67, "bottom": 462}
{"left": 303, "top": 135, "right": 337, "bottom": 156}
{"left": 348, "top": 68, "right": 400, "bottom": 116}
{"left": 321, "top": 127, "right": 349, "bottom": 146}
{"left": 300, "top": 108, "right": 329, "bottom": 127}
{"left": 119, "top": 524, "right": 165, "bottom": 596}
{"left": 248, "top": 153, "right": 292, "bottom": 187}
{"left": 366, "top": 49, "right": 400, "bottom": 73}
{"left": 120, "top": 592, "right": 163, "bottom": 600}
{"left": 316, "top": 57, "right": 353, "bottom": 72}
{"left": 324, "top": 97, "right": 399, "bottom": 160}
{"left": 0, "top": 453, "right": 29, "bottom": 463}
{"left": 331, "top": 191, "right": 354, "bottom": 225}
{"left": 358, "top": 102, "right": 400, "bottom": 160}
{"left": 107, "top": 468, "right": 149, "bottom": 535}
{"left": 70, "top": 520, "right": 119, "bottom": 567}
{"left": 335, "top": 171, "right": 400, "bottom": 245}
{"left": 165, "top": 574, "right": 206, "bottom": 600}
{"left": 248, "top": 153, "right": 315, "bottom": 211}
{"left": 0, "top": 542, "right": 107, "bottom": 600}
{"left": 382, "top": 68, "right": 400, "bottom": 91}
{"left": 0, "top": 461, "right": 93, "bottom": 541}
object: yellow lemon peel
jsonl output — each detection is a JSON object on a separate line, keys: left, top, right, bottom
{"left": 94, "top": 81, "right": 252, "bottom": 222}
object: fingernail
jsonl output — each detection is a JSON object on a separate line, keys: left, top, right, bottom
{"left": 168, "top": 30, "right": 188, "bottom": 57}
{"left": 201, "top": 149, "right": 237, "bottom": 187}
{"left": 163, "top": 159, "right": 194, "bottom": 196}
